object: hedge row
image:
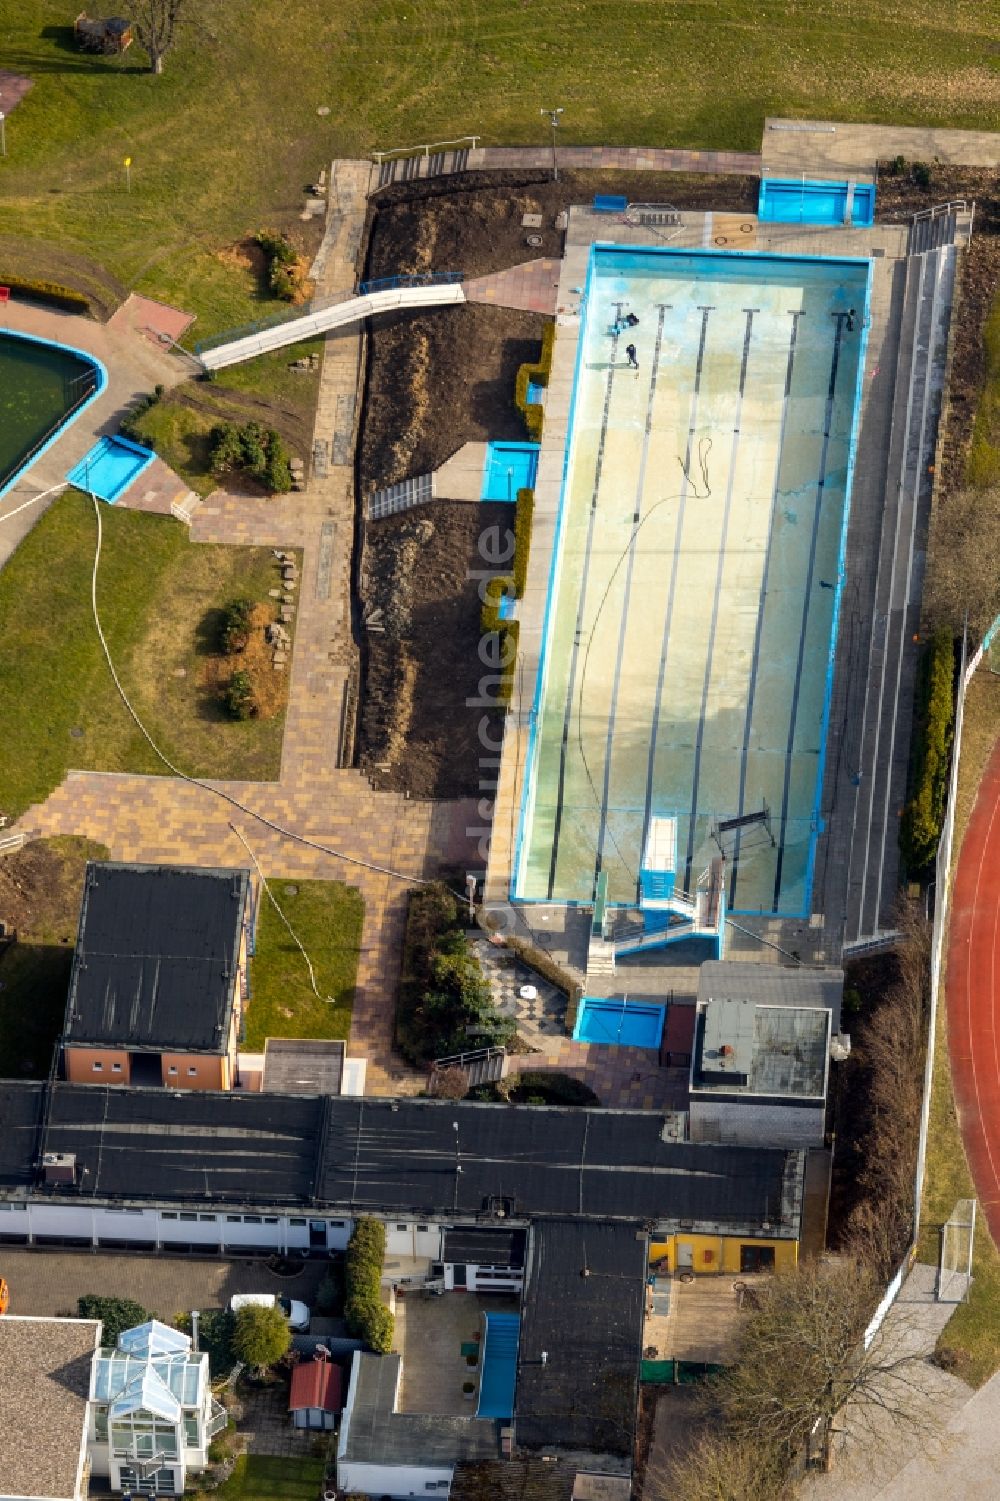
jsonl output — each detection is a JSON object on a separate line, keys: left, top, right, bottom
{"left": 344, "top": 1218, "right": 394, "bottom": 1355}
{"left": 900, "top": 628, "right": 956, "bottom": 872}
{"left": 514, "top": 323, "right": 556, "bottom": 441}
{"left": 478, "top": 485, "right": 533, "bottom": 709}
{"left": 0, "top": 276, "right": 92, "bottom": 314}
{"left": 503, "top": 933, "right": 584, "bottom": 1013}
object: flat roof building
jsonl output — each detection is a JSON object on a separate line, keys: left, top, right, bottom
{"left": 0, "top": 1316, "right": 99, "bottom": 1501}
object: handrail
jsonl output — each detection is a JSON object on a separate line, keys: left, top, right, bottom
{"left": 373, "top": 135, "right": 479, "bottom": 164}
{"left": 911, "top": 199, "right": 970, "bottom": 223}
{"left": 358, "top": 271, "right": 464, "bottom": 296}
{"left": 2, "top": 377, "right": 99, "bottom": 490}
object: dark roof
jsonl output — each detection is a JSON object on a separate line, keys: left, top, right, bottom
{"left": 515, "top": 1222, "right": 645, "bottom": 1460}
{"left": 263, "top": 1038, "right": 344, "bottom": 1096}
{"left": 443, "top": 1228, "right": 527, "bottom": 1268}
{"left": 341, "top": 1353, "right": 498, "bottom": 1465}
{"left": 319, "top": 1099, "right": 803, "bottom": 1235}
{"left": 452, "top": 1459, "right": 577, "bottom": 1501}
{"left": 1, "top": 1086, "right": 803, "bottom": 1239}
{"left": 40, "top": 1085, "right": 322, "bottom": 1205}
{"left": 64, "top": 862, "right": 250, "bottom": 1053}
{"left": 0, "top": 1081, "right": 44, "bottom": 1187}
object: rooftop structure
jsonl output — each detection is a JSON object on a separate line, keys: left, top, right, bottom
{"left": 0, "top": 1316, "right": 99, "bottom": 1501}
{"left": 262, "top": 1037, "right": 345, "bottom": 1095}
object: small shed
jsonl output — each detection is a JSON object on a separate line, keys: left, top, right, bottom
{"left": 289, "top": 1352, "right": 342, "bottom": 1431}
{"left": 75, "top": 13, "right": 133, "bottom": 54}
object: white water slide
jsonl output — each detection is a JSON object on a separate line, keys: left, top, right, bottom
{"left": 198, "top": 282, "right": 467, "bottom": 371}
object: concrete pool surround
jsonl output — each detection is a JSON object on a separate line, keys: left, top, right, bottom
{"left": 512, "top": 244, "right": 872, "bottom": 919}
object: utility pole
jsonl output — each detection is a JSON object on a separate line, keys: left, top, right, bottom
{"left": 540, "top": 107, "right": 563, "bottom": 182}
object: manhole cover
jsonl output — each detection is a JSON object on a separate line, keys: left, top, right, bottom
{"left": 284, "top": 884, "right": 299, "bottom": 896}
{"left": 69, "top": 727, "right": 84, "bottom": 739}
{"left": 526, "top": 233, "right": 543, "bottom": 247}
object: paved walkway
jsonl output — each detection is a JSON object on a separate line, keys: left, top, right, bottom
{"left": 474, "top": 144, "right": 761, "bottom": 176}
{"left": 761, "top": 118, "right": 1000, "bottom": 183}
{"left": 945, "top": 737, "right": 1000, "bottom": 1246}
{"left": 464, "top": 258, "right": 562, "bottom": 315}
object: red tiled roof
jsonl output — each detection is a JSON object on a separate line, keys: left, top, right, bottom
{"left": 289, "top": 1356, "right": 342, "bottom": 1414}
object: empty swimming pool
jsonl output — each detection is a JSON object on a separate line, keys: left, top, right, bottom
{"left": 514, "top": 245, "right": 870, "bottom": 917}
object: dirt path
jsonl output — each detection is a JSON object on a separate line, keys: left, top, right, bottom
{"left": 946, "top": 736, "right": 1000, "bottom": 1244}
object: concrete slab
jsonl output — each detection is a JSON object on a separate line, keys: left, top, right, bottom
{"left": 762, "top": 118, "right": 1000, "bottom": 182}
{"left": 433, "top": 442, "right": 489, "bottom": 502}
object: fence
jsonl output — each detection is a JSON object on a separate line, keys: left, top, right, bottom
{"left": 357, "top": 271, "right": 464, "bottom": 297}
{"left": 372, "top": 136, "right": 479, "bottom": 165}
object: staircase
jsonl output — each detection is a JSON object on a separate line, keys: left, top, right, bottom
{"left": 367, "top": 472, "right": 434, "bottom": 521}
{"left": 376, "top": 144, "right": 474, "bottom": 190}
{"left": 907, "top": 200, "right": 974, "bottom": 257}
{"left": 847, "top": 236, "right": 958, "bottom": 941}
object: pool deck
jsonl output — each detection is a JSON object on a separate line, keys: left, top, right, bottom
{"left": 761, "top": 117, "right": 1000, "bottom": 184}
{"left": 0, "top": 301, "right": 192, "bottom": 565}
{"left": 486, "top": 206, "right": 911, "bottom": 963}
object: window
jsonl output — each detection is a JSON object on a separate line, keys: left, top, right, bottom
{"left": 328, "top": 1220, "right": 347, "bottom": 1229}
{"left": 92, "top": 1062, "right": 104, "bottom": 1072}
{"left": 161, "top": 1212, "right": 178, "bottom": 1220}
{"left": 187, "top": 1067, "right": 198, "bottom": 1076}
{"left": 179, "top": 1213, "right": 197, "bottom": 1222}
{"left": 167, "top": 1066, "right": 178, "bottom": 1076}
{"left": 94, "top": 1410, "right": 108, "bottom": 1441}
{"left": 740, "top": 1245, "right": 776, "bottom": 1274}
{"left": 263, "top": 1217, "right": 278, "bottom": 1225}
{"left": 417, "top": 1225, "right": 430, "bottom": 1233}
{"left": 396, "top": 1224, "right": 408, "bottom": 1232}
{"left": 199, "top": 1214, "right": 216, "bottom": 1223}
{"left": 226, "top": 1215, "right": 242, "bottom": 1223}
{"left": 289, "top": 1217, "right": 306, "bottom": 1227}
{"left": 243, "top": 1215, "right": 262, "bottom": 1224}
{"left": 112, "top": 1063, "right": 123, "bottom": 1073}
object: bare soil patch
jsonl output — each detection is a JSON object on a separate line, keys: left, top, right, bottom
{"left": 200, "top": 602, "right": 290, "bottom": 721}
{"left": 0, "top": 836, "right": 106, "bottom": 940}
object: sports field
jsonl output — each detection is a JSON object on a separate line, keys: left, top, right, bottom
{"left": 514, "top": 247, "right": 870, "bottom": 915}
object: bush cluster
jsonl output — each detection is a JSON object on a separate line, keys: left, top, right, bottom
{"left": 396, "top": 882, "right": 515, "bottom": 1065}
{"left": 210, "top": 420, "right": 292, "bottom": 494}
{"left": 344, "top": 1218, "right": 394, "bottom": 1354}
{"left": 220, "top": 597, "right": 255, "bottom": 654}
{"left": 224, "top": 668, "right": 257, "bottom": 721}
{"left": 0, "top": 275, "right": 92, "bottom": 313}
{"left": 514, "top": 323, "right": 555, "bottom": 441}
{"left": 78, "top": 1294, "right": 150, "bottom": 1345}
{"left": 119, "top": 385, "right": 164, "bottom": 442}
{"left": 900, "top": 629, "right": 955, "bottom": 872}
{"left": 255, "top": 229, "right": 302, "bottom": 301}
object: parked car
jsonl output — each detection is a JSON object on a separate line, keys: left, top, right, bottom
{"left": 229, "top": 1292, "right": 310, "bottom": 1332}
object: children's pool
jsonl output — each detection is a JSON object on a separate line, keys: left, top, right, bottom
{"left": 513, "top": 245, "right": 871, "bottom": 917}
{"left": 481, "top": 441, "right": 539, "bottom": 501}
{"left": 66, "top": 435, "right": 156, "bottom": 503}
{"left": 0, "top": 331, "right": 105, "bottom": 498}
{"left": 758, "top": 178, "right": 876, "bottom": 228}
{"left": 573, "top": 996, "right": 666, "bottom": 1049}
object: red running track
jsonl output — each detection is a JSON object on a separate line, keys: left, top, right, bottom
{"left": 947, "top": 737, "right": 1000, "bottom": 1246}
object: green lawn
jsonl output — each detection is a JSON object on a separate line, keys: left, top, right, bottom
{"left": 0, "top": 492, "right": 290, "bottom": 817}
{"left": 246, "top": 880, "right": 364, "bottom": 1049}
{"left": 205, "top": 1454, "right": 326, "bottom": 1500}
{"left": 918, "top": 669, "right": 1000, "bottom": 1386}
{"left": 968, "top": 289, "right": 1000, "bottom": 488}
{"left": 0, "top": 1, "right": 994, "bottom": 336}
{"left": 0, "top": 836, "right": 109, "bottom": 1078}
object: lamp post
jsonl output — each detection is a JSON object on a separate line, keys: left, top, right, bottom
{"left": 0, "top": 111, "right": 6, "bottom": 160}
{"left": 540, "top": 107, "right": 563, "bottom": 182}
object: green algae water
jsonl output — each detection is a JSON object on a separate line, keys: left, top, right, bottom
{"left": 0, "top": 332, "right": 101, "bottom": 493}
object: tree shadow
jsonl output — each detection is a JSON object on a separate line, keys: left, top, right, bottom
{"left": 195, "top": 606, "right": 225, "bottom": 657}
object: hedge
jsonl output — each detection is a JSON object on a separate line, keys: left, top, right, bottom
{"left": 255, "top": 229, "right": 303, "bottom": 302}
{"left": 900, "top": 628, "right": 955, "bottom": 872}
{"left": 512, "top": 486, "right": 534, "bottom": 599}
{"left": 478, "top": 486, "right": 532, "bottom": 710}
{"left": 0, "top": 276, "right": 92, "bottom": 314}
{"left": 514, "top": 323, "right": 556, "bottom": 441}
{"left": 345, "top": 1218, "right": 394, "bottom": 1355}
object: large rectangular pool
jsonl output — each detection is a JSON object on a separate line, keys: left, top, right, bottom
{"left": 513, "top": 246, "right": 871, "bottom": 916}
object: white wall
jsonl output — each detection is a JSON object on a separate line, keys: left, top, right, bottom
{"left": 385, "top": 1222, "right": 443, "bottom": 1259}
{"left": 689, "top": 1098, "right": 824, "bottom": 1148}
{"left": 337, "top": 1460, "right": 454, "bottom": 1498}
{"left": 6, "top": 1201, "right": 353, "bottom": 1254}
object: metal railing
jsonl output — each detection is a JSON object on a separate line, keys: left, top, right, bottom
{"left": 358, "top": 270, "right": 464, "bottom": 296}
{"left": 2, "top": 377, "right": 100, "bottom": 492}
{"left": 912, "top": 199, "right": 971, "bottom": 223}
{"left": 372, "top": 135, "right": 479, "bottom": 164}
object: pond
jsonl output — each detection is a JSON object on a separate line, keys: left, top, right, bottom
{"left": 0, "top": 331, "right": 105, "bottom": 497}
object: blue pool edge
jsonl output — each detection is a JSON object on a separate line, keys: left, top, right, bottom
{"left": 0, "top": 330, "right": 108, "bottom": 502}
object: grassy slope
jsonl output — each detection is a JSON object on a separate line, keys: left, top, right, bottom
{"left": 0, "top": 492, "right": 288, "bottom": 815}
{"left": 0, "top": 1, "right": 995, "bottom": 335}
{"left": 246, "top": 880, "right": 364, "bottom": 1049}
{"left": 919, "top": 670, "right": 1000, "bottom": 1386}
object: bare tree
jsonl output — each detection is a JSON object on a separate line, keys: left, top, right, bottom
{"left": 923, "top": 484, "right": 1000, "bottom": 639}
{"left": 132, "top": 0, "right": 186, "bottom": 74}
{"left": 645, "top": 1428, "right": 785, "bottom": 1501}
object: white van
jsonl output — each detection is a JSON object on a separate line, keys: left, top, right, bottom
{"left": 229, "top": 1292, "right": 310, "bottom": 1332}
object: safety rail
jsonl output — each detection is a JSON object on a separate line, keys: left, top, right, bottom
{"left": 5, "top": 378, "right": 100, "bottom": 490}
{"left": 194, "top": 298, "right": 341, "bottom": 356}
{"left": 372, "top": 135, "right": 479, "bottom": 164}
{"left": 912, "top": 199, "right": 970, "bottom": 222}
{"left": 358, "top": 271, "right": 464, "bottom": 296}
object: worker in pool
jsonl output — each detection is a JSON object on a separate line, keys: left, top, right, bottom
{"left": 625, "top": 343, "right": 639, "bottom": 370}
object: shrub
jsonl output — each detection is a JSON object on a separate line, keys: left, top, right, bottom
{"left": 78, "top": 1295, "right": 150, "bottom": 1345}
{"left": 0, "top": 275, "right": 92, "bottom": 313}
{"left": 911, "top": 161, "right": 932, "bottom": 188}
{"left": 344, "top": 1219, "right": 394, "bottom": 1353}
{"left": 900, "top": 629, "right": 955, "bottom": 872}
{"left": 220, "top": 597, "right": 255, "bottom": 654}
{"left": 224, "top": 669, "right": 257, "bottom": 721}
{"left": 175, "top": 1308, "right": 235, "bottom": 1377}
{"left": 120, "top": 386, "right": 163, "bottom": 442}
{"left": 514, "top": 323, "right": 555, "bottom": 441}
{"left": 504, "top": 1071, "right": 600, "bottom": 1106}
{"left": 231, "top": 1303, "right": 290, "bottom": 1375}
{"left": 512, "top": 486, "right": 534, "bottom": 598}
{"left": 255, "top": 230, "right": 302, "bottom": 302}
{"left": 209, "top": 421, "right": 293, "bottom": 494}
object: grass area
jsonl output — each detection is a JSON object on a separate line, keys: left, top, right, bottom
{"left": 246, "top": 880, "right": 364, "bottom": 1049}
{"left": 967, "top": 289, "right": 1000, "bottom": 487}
{"left": 0, "top": 836, "right": 108, "bottom": 1077}
{"left": 918, "top": 669, "right": 1000, "bottom": 1386}
{"left": 0, "top": 492, "right": 290, "bottom": 817}
{"left": 212, "top": 341, "right": 325, "bottom": 409}
{"left": 0, "top": 1, "right": 995, "bottom": 335}
{"left": 203, "top": 1455, "right": 326, "bottom": 1500}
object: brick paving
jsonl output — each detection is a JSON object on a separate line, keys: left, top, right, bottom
{"left": 464, "top": 258, "right": 562, "bottom": 315}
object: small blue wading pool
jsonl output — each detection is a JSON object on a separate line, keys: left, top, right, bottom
{"left": 573, "top": 997, "right": 666, "bottom": 1049}
{"left": 481, "top": 440, "right": 539, "bottom": 501}
{"left": 758, "top": 178, "right": 875, "bottom": 228}
{"left": 66, "top": 434, "right": 156, "bottom": 503}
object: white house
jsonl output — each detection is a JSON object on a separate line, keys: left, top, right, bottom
{"left": 88, "top": 1320, "right": 228, "bottom": 1497}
